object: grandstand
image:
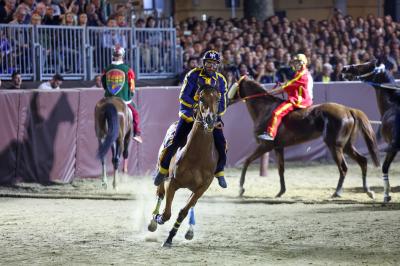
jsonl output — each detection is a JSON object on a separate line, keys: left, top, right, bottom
{"left": 0, "top": 0, "right": 398, "bottom": 85}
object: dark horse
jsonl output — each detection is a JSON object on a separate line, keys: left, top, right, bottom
{"left": 147, "top": 84, "right": 220, "bottom": 247}
{"left": 342, "top": 60, "right": 399, "bottom": 202}
{"left": 228, "top": 76, "right": 380, "bottom": 199}
{"left": 95, "top": 96, "right": 132, "bottom": 189}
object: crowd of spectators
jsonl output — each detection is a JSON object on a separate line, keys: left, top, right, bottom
{"left": 176, "top": 9, "right": 400, "bottom": 86}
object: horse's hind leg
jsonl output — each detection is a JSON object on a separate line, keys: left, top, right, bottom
{"left": 99, "top": 140, "right": 108, "bottom": 189}
{"left": 344, "top": 144, "right": 375, "bottom": 199}
{"left": 382, "top": 151, "right": 397, "bottom": 203}
{"left": 328, "top": 146, "right": 348, "bottom": 198}
{"left": 163, "top": 186, "right": 208, "bottom": 247}
{"left": 275, "top": 148, "right": 286, "bottom": 198}
{"left": 111, "top": 143, "right": 121, "bottom": 190}
{"left": 239, "top": 144, "right": 270, "bottom": 197}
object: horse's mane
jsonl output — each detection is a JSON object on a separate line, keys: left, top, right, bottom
{"left": 242, "top": 78, "right": 284, "bottom": 104}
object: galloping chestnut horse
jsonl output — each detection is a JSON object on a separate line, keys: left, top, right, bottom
{"left": 228, "top": 76, "right": 380, "bottom": 199}
{"left": 147, "top": 84, "right": 221, "bottom": 247}
{"left": 341, "top": 60, "right": 398, "bottom": 203}
{"left": 95, "top": 96, "right": 132, "bottom": 189}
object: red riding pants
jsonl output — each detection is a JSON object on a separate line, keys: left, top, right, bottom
{"left": 127, "top": 103, "right": 141, "bottom": 136}
{"left": 265, "top": 101, "right": 296, "bottom": 138}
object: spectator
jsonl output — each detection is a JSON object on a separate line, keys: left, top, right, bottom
{"left": 30, "top": 12, "right": 42, "bottom": 25}
{"left": 9, "top": 6, "right": 29, "bottom": 24}
{"left": 38, "top": 73, "right": 64, "bottom": 90}
{"left": 7, "top": 71, "right": 26, "bottom": 90}
{"left": 77, "top": 13, "right": 87, "bottom": 26}
{"left": 42, "top": 6, "right": 60, "bottom": 25}
{"left": 177, "top": 57, "right": 198, "bottom": 84}
{"left": 91, "top": 75, "right": 102, "bottom": 89}
{"left": 315, "top": 63, "right": 333, "bottom": 83}
{"left": 0, "top": 0, "right": 16, "bottom": 24}
{"left": 85, "top": 3, "right": 103, "bottom": 26}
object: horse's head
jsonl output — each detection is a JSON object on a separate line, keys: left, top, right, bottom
{"left": 341, "top": 60, "right": 379, "bottom": 81}
{"left": 196, "top": 84, "right": 221, "bottom": 131}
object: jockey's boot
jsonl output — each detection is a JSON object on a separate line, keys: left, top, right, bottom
{"left": 153, "top": 171, "right": 167, "bottom": 186}
{"left": 133, "top": 134, "right": 143, "bottom": 143}
{"left": 216, "top": 176, "right": 227, "bottom": 188}
{"left": 258, "top": 132, "right": 274, "bottom": 141}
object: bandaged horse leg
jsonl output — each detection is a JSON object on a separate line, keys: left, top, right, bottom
{"left": 148, "top": 183, "right": 166, "bottom": 232}
{"left": 184, "top": 207, "right": 195, "bottom": 240}
{"left": 163, "top": 187, "right": 207, "bottom": 247}
{"left": 101, "top": 159, "right": 107, "bottom": 189}
{"left": 382, "top": 151, "right": 397, "bottom": 203}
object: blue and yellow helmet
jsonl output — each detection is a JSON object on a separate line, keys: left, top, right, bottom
{"left": 202, "top": 50, "right": 221, "bottom": 64}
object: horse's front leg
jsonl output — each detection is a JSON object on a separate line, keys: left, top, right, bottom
{"left": 163, "top": 185, "right": 208, "bottom": 248}
{"left": 148, "top": 184, "right": 165, "bottom": 232}
{"left": 184, "top": 207, "right": 195, "bottom": 240}
{"left": 382, "top": 150, "right": 397, "bottom": 203}
{"left": 239, "top": 144, "right": 270, "bottom": 197}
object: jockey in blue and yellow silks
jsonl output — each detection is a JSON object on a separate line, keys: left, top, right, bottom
{"left": 153, "top": 50, "right": 228, "bottom": 188}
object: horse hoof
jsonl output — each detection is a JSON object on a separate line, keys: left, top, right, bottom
{"left": 101, "top": 182, "right": 107, "bottom": 189}
{"left": 331, "top": 192, "right": 341, "bottom": 198}
{"left": 148, "top": 219, "right": 157, "bottom": 232}
{"left": 384, "top": 196, "right": 392, "bottom": 203}
{"left": 185, "top": 229, "right": 194, "bottom": 240}
{"left": 275, "top": 190, "right": 285, "bottom": 198}
{"left": 162, "top": 240, "right": 172, "bottom": 248}
{"left": 238, "top": 187, "right": 245, "bottom": 197}
{"left": 366, "top": 190, "right": 375, "bottom": 199}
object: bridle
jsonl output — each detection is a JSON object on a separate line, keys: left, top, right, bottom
{"left": 194, "top": 90, "right": 220, "bottom": 132}
{"left": 229, "top": 76, "right": 275, "bottom": 105}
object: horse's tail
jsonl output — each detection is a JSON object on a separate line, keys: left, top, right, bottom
{"left": 97, "top": 104, "right": 119, "bottom": 160}
{"left": 350, "top": 109, "right": 380, "bottom": 167}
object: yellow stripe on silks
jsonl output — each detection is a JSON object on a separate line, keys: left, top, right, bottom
{"left": 179, "top": 112, "right": 194, "bottom": 123}
{"left": 215, "top": 171, "right": 224, "bottom": 177}
{"left": 179, "top": 99, "right": 193, "bottom": 108}
{"left": 159, "top": 166, "right": 168, "bottom": 175}
{"left": 281, "top": 69, "right": 306, "bottom": 90}
{"left": 217, "top": 73, "right": 228, "bottom": 116}
{"left": 268, "top": 103, "right": 293, "bottom": 135}
{"left": 297, "top": 86, "right": 303, "bottom": 106}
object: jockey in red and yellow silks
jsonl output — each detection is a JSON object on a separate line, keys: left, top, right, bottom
{"left": 258, "top": 54, "right": 314, "bottom": 141}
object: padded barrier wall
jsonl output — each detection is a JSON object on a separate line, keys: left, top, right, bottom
{"left": 0, "top": 82, "right": 384, "bottom": 183}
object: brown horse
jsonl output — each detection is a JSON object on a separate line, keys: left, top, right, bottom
{"left": 147, "top": 84, "right": 221, "bottom": 247}
{"left": 228, "top": 76, "right": 380, "bottom": 199}
{"left": 341, "top": 60, "right": 398, "bottom": 202}
{"left": 94, "top": 96, "right": 132, "bottom": 189}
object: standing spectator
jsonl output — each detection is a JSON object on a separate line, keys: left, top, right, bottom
{"left": 38, "top": 73, "right": 64, "bottom": 90}
{"left": 9, "top": 6, "right": 29, "bottom": 24}
{"left": 7, "top": 71, "right": 26, "bottom": 89}
{"left": 85, "top": 3, "right": 103, "bottom": 26}
{"left": 42, "top": 6, "right": 61, "bottom": 25}
{"left": 31, "top": 12, "right": 42, "bottom": 25}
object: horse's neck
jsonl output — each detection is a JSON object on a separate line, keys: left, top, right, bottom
{"left": 246, "top": 97, "right": 280, "bottom": 123}
{"left": 184, "top": 122, "right": 214, "bottom": 157}
{"left": 368, "top": 72, "right": 395, "bottom": 116}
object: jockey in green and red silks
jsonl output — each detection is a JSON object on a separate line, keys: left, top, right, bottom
{"left": 153, "top": 50, "right": 229, "bottom": 188}
{"left": 102, "top": 45, "right": 142, "bottom": 143}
